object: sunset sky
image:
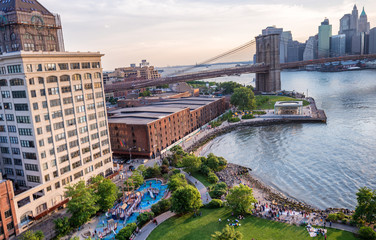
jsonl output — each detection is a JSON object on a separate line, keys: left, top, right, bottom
{"left": 42, "top": 0, "right": 376, "bottom": 70}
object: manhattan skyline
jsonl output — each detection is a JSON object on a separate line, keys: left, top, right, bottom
{"left": 43, "top": 0, "right": 376, "bottom": 69}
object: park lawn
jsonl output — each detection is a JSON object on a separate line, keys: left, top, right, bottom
{"left": 147, "top": 208, "right": 358, "bottom": 240}
{"left": 191, "top": 171, "right": 212, "bottom": 188}
{"left": 256, "top": 95, "right": 310, "bottom": 110}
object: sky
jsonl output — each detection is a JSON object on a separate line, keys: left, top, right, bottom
{"left": 42, "top": 0, "right": 376, "bottom": 70}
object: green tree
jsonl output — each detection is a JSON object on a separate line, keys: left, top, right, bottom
{"left": 211, "top": 225, "right": 243, "bottom": 240}
{"left": 207, "top": 172, "right": 219, "bottom": 184}
{"left": 19, "top": 230, "right": 44, "bottom": 240}
{"left": 54, "top": 217, "right": 71, "bottom": 238}
{"left": 95, "top": 176, "right": 119, "bottom": 211}
{"left": 151, "top": 199, "right": 171, "bottom": 216}
{"left": 230, "top": 87, "right": 256, "bottom": 111}
{"left": 182, "top": 155, "right": 202, "bottom": 173}
{"left": 115, "top": 223, "right": 137, "bottom": 240}
{"left": 169, "top": 145, "right": 187, "bottom": 166}
{"left": 205, "top": 153, "right": 227, "bottom": 172}
{"left": 171, "top": 185, "right": 202, "bottom": 214}
{"left": 219, "top": 81, "right": 244, "bottom": 95}
{"left": 209, "top": 182, "right": 228, "bottom": 199}
{"left": 353, "top": 187, "right": 376, "bottom": 224}
{"left": 65, "top": 180, "right": 99, "bottom": 227}
{"left": 226, "top": 184, "right": 257, "bottom": 214}
{"left": 137, "top": 212, "right": 155, "bottom": 227}
{"left": 125, "top": 171, "right": 144, "bottom": 190}
{"left": 359, "top": 226, "right": 376, "bottom": 240}
{"left": 168, "top": 173, "right": 187, "bottom": 192}
{"left": 144, "top": 164, "right": 161, "bottom": 179}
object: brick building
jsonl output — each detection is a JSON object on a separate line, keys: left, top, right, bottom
{"left": 108, "top": 97, "right": 227, "bottom": 158}
{"left": 0, "top": 176, "right": 18, "bottom": 240}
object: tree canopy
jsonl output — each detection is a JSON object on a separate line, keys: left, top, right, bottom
{"left": 211, "top": 225, "right": 243, "bottom": 240}
{"left": 230, "top": 87, "right": 256, "bottom": 111}
{"left": 353, "top": 187, "right": 376, "bottom": 224}
{"left": 226, "top": 184, "right": 257, "bottom": 214}
{"left": 182, "top": 155, "right": 202, "bottom": 173}
{"left": 171, "top": 185, "right": 202, "bottom": 214}
{"left": 92, "top": 175, "right": 119, "bottom": 211}
{"left": 204, "top": 153, "right": 227, "bottom": 172}
{"left": 19, "top": 230, "right": 44, "bottom": 240}
{"left": 65, "top": 180, "right": 98, "bottom": 227}
{"left": 168, "top": 173, "right": 188, "bottom": 192}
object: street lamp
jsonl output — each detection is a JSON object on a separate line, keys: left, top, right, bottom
{"left": 129, "top": 148, "right": 132, "bottom": 161}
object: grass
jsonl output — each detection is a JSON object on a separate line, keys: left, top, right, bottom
{"left": 256, "top": 95, "right": 310, "bottom": 110}
{"left": 191, "top": 171, "right": 212, "bottom": 188}
{"left": 147, "top": 208, "right": 358, "bottom": 240}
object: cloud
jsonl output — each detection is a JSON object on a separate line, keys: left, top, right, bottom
{"left": 41, "top": 0, "right": 376, "bottom": 69}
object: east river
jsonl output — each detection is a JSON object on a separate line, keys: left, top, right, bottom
{"left": 160, "top": 65, "right": 376, "bottom": 210}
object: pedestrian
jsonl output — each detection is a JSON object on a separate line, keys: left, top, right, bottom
{"left": 329, "top": 221, "right": 332, "bottom": 227}
{"left": 325, "top": 234, "right": 327, "bottom": 240}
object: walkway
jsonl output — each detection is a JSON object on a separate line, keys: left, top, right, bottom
{"left": 182, "top": 170, "right": 212, "bottom": 204}
{"left": 134, "top": 211, "right": 175, "bottom": 240}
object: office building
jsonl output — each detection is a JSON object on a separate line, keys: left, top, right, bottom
{"left": 369, "top": 28, "right": 376, "bottom": 54}
{"left": 352, "top": 32, "right": 366, "bottom": 55}
{"left": 330, "top": 34, "right": 346, "bottom": 57}
{"left": 303, "top": 36, "right": 318, "bottom": 61}
{"left": 0, "top": 0, "right": 64, "bottom": 53}
{"left": 358, "top": 7, "right": 370, "bottom": 34}
{"left": 261, "top": 26, "right": 292, "bottom": 63}
{"left": 318, "top": 18, "right": 332, "bottom": 58}
{"left": 108, "top": 97, "right": 227, "bottom": 158}
{"left": 0, "top": 176, "right": 18, "bottom": 240}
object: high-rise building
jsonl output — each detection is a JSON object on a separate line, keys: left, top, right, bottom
{"left": 352, "top": 32, "right": 366, "bottom": 55}
{"left": 0, "top": 0, "right": 64, "bottom": 53}
{"left": 261, "top": 26, "right": 292, "bottom": 63}
{"left": 330, "top": 34, "right": 346, "bottom": 57}
{"left": 303, "top": 36, "right": 318, "bottom": 61}
{"left": 0, "top": 177, "right": 19, "bottom": 239}
{"left": 0, "top": 1, "right": 113, "bottom": 237}
{"left": 350, "top": 5, "right": 358, "bottom": 32}
{"left": 369, "top": 28, "right": 376, "bottom": 54}
{"left": 318, "top": 18, "right": 332, "bottom": 58}
{"left": 358, "top": 7, "right": 370, "bottom": 34}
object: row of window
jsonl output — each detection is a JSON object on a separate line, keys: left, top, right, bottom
{"left": 0, "top": 115, "right": 30, "bottom": 123}
{"left": 26, "top": 62, "right": 101, "bottom": 73}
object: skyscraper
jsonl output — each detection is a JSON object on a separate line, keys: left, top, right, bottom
{"left": 330, "top": 34, "right": 346, "bottom": 57}
{"left": 261, "top": 26, "right": 292, "bottom": 63}
{"left": 303, "top": 36, "right": 318, "bottom": 61}
{"left": 0, "top": 0, "right": 65, "bottom": 53}
{"left": 358, "top": 7, "right": 370, "bottom": 34}
{"left": 350, "top": 5, "right": 358, "bottom": 32}
{"left": 369, "top": 28, "right": 376, "bottom": 54}
{"left": 318, "top": 18, "right": 332, "bottom": 58}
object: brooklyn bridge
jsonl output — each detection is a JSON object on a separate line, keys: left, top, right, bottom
{"left": 105, "top": 34, "right": 376, "bottom": 93}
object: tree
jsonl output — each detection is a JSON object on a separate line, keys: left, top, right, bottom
{"left": 226, "top": 184, "right": 257, "bottom": 214}
{"left": 359, "top": 226, "right": 376, "bottom": 240}
{"left": 171, "top": 185, "right": 202, "bottom": 214}
{"left": 96, "top": 177, "right": 119, "bottom": 211}
{"left": 151, "top": 199, "right": 171, "bottom": 216}
{"left": 207, "top": 172, "right": 219, "bottom": 184}
{"left": 182, "top": 155, "right": 202, "bottom": 173}
{"left": 137, "top": 212, "right": 155, "bottom": 227}
{"left": 209, "top": 182, "right": 228, "bottom": 199}
{"left": 19, "top": 230, "right": 44, "bottom": 240}
{"left": 169, "top": 145, "right": 187, "bottom": 166}
{"left": 230, "top": 87, "right": 256, "bottom": 111}
{"left": 115, "top": 223, "right": 137, "bottom": 240}
{"left": 54, "top": 217, "right": 71, "bottom": 238}
{"left": 219, "top": 81, "right": 244, "bottom": 95}
{"left": 211, "top": 225, "right": 243, "bottom": 240}
{"left": 144, "top": 164, "right": 161, "bottom": 179}
{"left": 125, "top": 171, "right": 144, "bottom": 190}
{"left": 65, "top": 180, "right": 99, "bottom": 227}
{"left": 353, "top": 187, "right": 376, "bottom": 224}
{"left": 205, "top": 153, "right": 227, "bottom": 172}
{"left": 168, "top": 173, "right": 187, "bottom": 192}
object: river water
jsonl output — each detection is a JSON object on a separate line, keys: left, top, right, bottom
{"left": 182, "top": 67, "right": 376, "bottom": 210}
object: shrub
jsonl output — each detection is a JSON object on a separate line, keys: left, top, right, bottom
{"left": 137, "top": 212, "right": 154, "bottom": 228}
{"left": 172, "top": 169, "right": 181, "bottom": 175}
{"left": 144, "top": 165, "right": 161, "bottom": 179}
{"left": 228, "top": 117, "right": 240, "bottom": 123}
{"left": 241, "top": 114, "right": 254, "bottom": 120}
{"left": 253, "top": 111, "right": 266, "bottom": 115}
{"left": 162, "top": 158, "right": 169, "bottom": 166}
{"left": 207, "top": 172, "right": 219, "bottom": 184}
{"left": 337, "top": 211, "right": 345, "bottom": 220}
{"left": 209, "top": 182, "right": 228, "bottom": 199}
{"left": 327, "top": 213, "right": 338, "bottom": 222}
{"left": 359, "top": 226, "right": 376, "bottom": 240}
{"left": 115, "top": 223, "right": 137, "bottom": 240}
{"left": 151, "top": 199, "right": 171, "bottom": 216}
{"left": 207, "top": 199, "right": 223, "bottom": 208}
{"left": 160, "top": 165, "right": 169, "bottom": 174}
{"left": 199, "top": 164, "right": 211, "bottom": 176}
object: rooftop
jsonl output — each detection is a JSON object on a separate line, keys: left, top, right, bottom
{"left": 275, "top": 101, "right": 303, "bottom": 107}
{"left": 0, "top": 0, "right": 52, "bottom": 15}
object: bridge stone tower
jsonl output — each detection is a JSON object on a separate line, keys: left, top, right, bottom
{"left": 255, "top": 34, "right": 281, "bottom": 92}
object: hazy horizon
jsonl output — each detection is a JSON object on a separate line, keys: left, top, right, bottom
{"left": 42, "top": 0, "right": 376, "bottom": 70}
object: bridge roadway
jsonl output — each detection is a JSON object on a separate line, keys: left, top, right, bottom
{"left": 105, "top": 54, "right": 376, "bottom": 91}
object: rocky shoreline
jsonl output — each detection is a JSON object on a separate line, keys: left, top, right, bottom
{"left": 188, "top": 122, "right": 354, "bottom": 216}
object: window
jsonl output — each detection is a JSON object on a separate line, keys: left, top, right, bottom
{"left": 76, "top": 105, "right": 85, "bottom": 113}
{"left": 3, "top": 158, "right": 11, "bottom": 164}
{"left": 84, "top": 83, "right": 92, "bottom": 89}
{"left": 95, "top": 92, "right": 103, "bottom": 98}
{"left": 63, "top": 97, "right": 73, "bottom": 105}
{"left": 61, "top": 86, "right": 71, "bottom": 93}
{"left": 79, "top": 126, "right": 88, "bottom": 133}
{"left": 68, "top": 130, "right": 77, "bottom": 138}
{"left": 6, "top": 114, "right": 14, "bottom": 121}
{"left": 48, "top": 87, "right": 59, "bottom": 95}
{"left": 82, "top": 62, "right": 90, "bottom": 69}
{"left": 83, "top": 156, "right": 92, "bottom": 164}
{"left": 87, "top": 103, "right": 95, "bottom": 110}
{"left": 89, "top": 113, "right": 96, "bottom": 121}
{"left": 4, "top": 168, "right": 13, "bottom": 175}
{"left": 50, "top": 99, "right": 61, "bottom": 107}
{"left": 66, "top": 118, "right": 76, "bottom": 126}
{"left": 84, "top": 73, "right": 92, "bottom": 80}
{"left": 10, "top": 78, "right": 24, "bottom": 85}
{"left": 60, "top": 165, "right": 71, "bottom": 175}
{"left": 58, "top": 63, "right": 69, "bottom": 71}
{"left": 60, "top": 75, "right": 70, "bottom": 82}
{"left": 1, "top": 147, "right": 9, "bottom": 153}
{"left": 14, "top": 159, "right": 22, "bottom": 166}
{"left": 42, "top": 162, "right": 48, "bottom": 170}
{"left": 42, "top": 101, "right": 48, "bottom": 109}
{"left": 74, "top": 171, "right": 83, "bottom": 179}
{"left": 47, "top": 76, "right": 58, "bottom": 83}
{"left": 0, "top": 79, "right": 7, "bottom": 86}
{"left": 38, "top": 77, "right": 44, "bottom": 84}
{"left": 72, "top": 160, "right": 82, "bottom": 169}
{"left": 75, "top": 95, "right": 84, "bottom": 102}
{"left": 23, "top": 152, "right": 37, "bottom": 160}
{"left": 4, "top": 103, "right": 12, "bottom": 110}
{"left": 82, "top": 146, "right": 90, "bottom": 154}
{"left": 25, "top": 164, "right": 38, "bottom": 171}
{"left": 65, "top": 108, "right": 74, "bottom": 116}
{"left": 81, "top": 136, "right": 89, "bottom": 144}
{"left": 92, "top": 62, "right": 100, "bottom": 68}
{"left": 90, "top": 123, "right": 98, "bottom": 130}
{"left": 0, "top": 114, "right": 3, "bottom": 121}
{"left": 55, "top": 132, "right": 66, "bottom": 142}
{"left": 100, "top": 129, "right": 108, "bottom": 137}
{"left": 33, "top": 102, "right": 38, "bottom": 110}
{"left": 54, "top": 122, "right": 64, "bottom": 130}
{"left": 86, "top": 93, "right": 93, "bottom": 100}
{"left": 9, "top": 137, "right": 18, "bottom": 144}
{"left": 44, "top": 174, "right": 50, "bottom": 182}
{"left": 44, "top": 114, "right": 49, "bottom": 121}
{"left": 71, "top": 63, "right": 80, "bottom": 69}
{"left": 52, "top": 110, "right": 63, "bottom": 119}
{"left": 37, "top": 127, "right": 43, "bottom": 135}
{"left": 39, "top": 139, "right": 44, "bottom": 147}
{"left": 40, "top": 89, "right": 46, "bottom": 96}
{"left": 12, "top": 91, "right": 26, "bottom": 98}
{"left": 26, "top": 64, "right": 33, "bottom": 72}
{"left": 1, "top": 91, "right": 10, "bottom": 98}
{"left": 45, "top": 63, "right": 56, "bottom": 71}
{"left": 17, "top": 116, "right": 30, "bottom": 123}
{"left": 74, "top": 84, "right": 82, "bottom": 91}
{"left": 46, "top": 125, "right": 51, "bottom": 132}
{"left": 36, "top": 64, "right": 42, "bottom": 72}
{"left": 19, "top": 128, "right": 32, "bottom": 136}
{"left": 12, "top": 147, "right": 20, "bottom": 155}
{"left": 7, "top": 222, "right": 14, "bottom": 230}
{"left": 27, "top": 175, "right": 40, "bottom": 183}
{"left": 8, "top": 65, "right": 22, "bottom": 74}
{"left": 21, "top": 140, "right": 35, "bottom": 148}
{"left": 91, "top": 133, "right": 99, "bottom": 140}
{"left": 29, "top": 78, "right": 35, "bottom": 85}
{"left": 94, "top": 72, "right": 101, "bottom": 79}
{"left": 8, "top": 125, "right": 16, "bottom": 132}
{"left": 30, "top": 90, "right": 36, "bottom": 98}
{"left": 0, "top": 136, "right": 7, "bottom": 143}
{"left": 16, "top": 169, "right": 24, "bottom": 176}
{"left": 94, "top": 82, "right": 102, "bottom": 88}
{"left": 71, "top": 150, "right": 80, "bottom": 159}
{"left": 78, "top": 116, "right": 86, "bottom": 124}
{"left": 15, "top": 104, "right": 28, "bottom": 111}
{"left": 0, "top": 125, "right": 6, "bottom": 132}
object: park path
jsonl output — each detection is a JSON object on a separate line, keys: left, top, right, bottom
{"left": 133, "top": 211, "right": 176, "bottom": 240}
{"left": 181, "top": 170, "right": 212, "bottom": 204}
